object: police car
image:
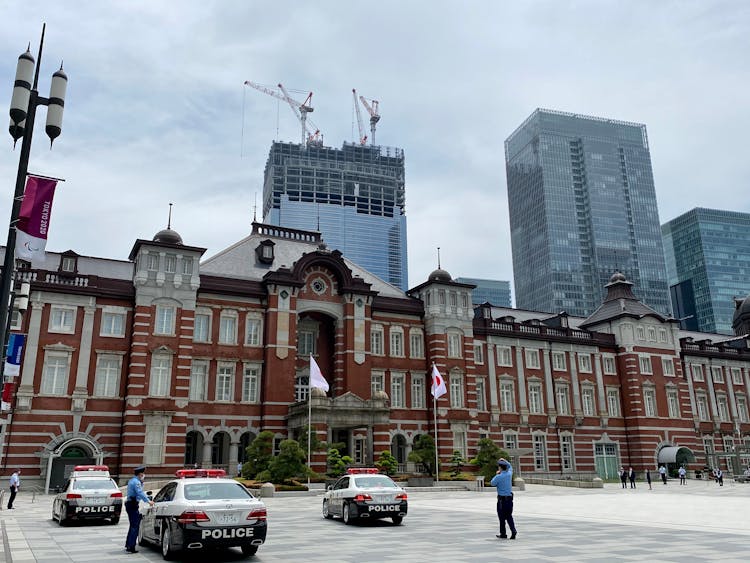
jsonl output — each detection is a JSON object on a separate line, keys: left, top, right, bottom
{"left": 51, "top": 465, "right": 123, "bottom": 526}
{"left": 137, "top": 468, "right": 267, "bottom": 560}
{"left": 322, "top": 468, "right": 408, "bottom": 525}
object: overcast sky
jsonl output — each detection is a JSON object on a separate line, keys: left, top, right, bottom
{"left": 1, "top": 1, "right": 748, "bottom": 298}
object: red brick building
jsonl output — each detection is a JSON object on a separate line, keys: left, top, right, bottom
{"left": 2, "top": 223, "right": 750, "bottom": 491}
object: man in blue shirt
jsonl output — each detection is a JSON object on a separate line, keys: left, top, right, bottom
{"left": 7, "top": 469, "right": 20, "bottom": 510}
{"left": 490, "top": 458, "right": 517, "bottom": 540}
{"left": 124, "top": 466, "right": 154, "bottom": 554}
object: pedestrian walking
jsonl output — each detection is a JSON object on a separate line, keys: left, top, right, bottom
{"left": 237, "top": 461, "right": 243, "bottom": 477}
{"left": 124, "top": 466, "right": 154, "bottom": 553}
{"left": 619, "top": 466, "right": 627, "bottom": 489}
{"left": 7, "top": 469, "right": 20, "bottom": 509}
{"left": 628, "top": 466, "right": 636, "bottom": 489}
{"left": 715, "top": 467, "right": 723, "bottom": 486}
{"left": 678, "top": 466, "right": 686, "bottom": 485}
{"left": 646, "top": 468, "right": 652, "bottom": 490}
{"left": 659, "top": 464, "right": 667, "bottom": 484}
{"left": 490, "top": 458, "right": 517, "bottom": 540}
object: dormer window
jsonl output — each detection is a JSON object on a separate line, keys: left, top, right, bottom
{"left": 256, "top": 240, "right": 275, "bottom": 264}
{"left": 59, "top": 252, "right": 78, "bottom": 274}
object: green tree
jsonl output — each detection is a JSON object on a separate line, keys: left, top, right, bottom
{"left": 243, "top": 430, "right": 275, "bottom": 479}
{"left": 375, "top": 450, "right": 399, "bottom": 476}
{"left": 470, "top": 438, "right": 509, "bottom": 483}
{"left": 326, "top": 448, "right": 353, "bottom": 478}
{"left": 407, "top": 434, "right": 437, "bottom": 476}
{"left": 449, "top": 450, "right": 465, "bottom": 477}
{"left": 268, "top": 439, "right": 308, "bottom": 483}
{"left": 297, "top": 425, "right": 325, "bottom": 459}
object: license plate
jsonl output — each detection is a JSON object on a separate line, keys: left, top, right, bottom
{"left": 375, "top": 495, "right": 392, "bottom": 503}
{"left": 216, "top": 512, "right": 239, "bottom": 524}
{"left": 86, "top": 497, "right": 105, "bottom": 505}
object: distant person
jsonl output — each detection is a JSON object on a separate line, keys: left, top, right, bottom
{"left": 646, "top": 468, "right": 652, "bottom": 490}
{"left": 124, "top": 466, "right": 154, "bottom": 554}
{"left": 715, "top": 467, "right": 723, "bottom": 486}
{"left": 490, "top": 458, "right": 517, "bottom": 540}
{"left": 678, "top": 466, "right": 687, "bottom": 485}
{"left": 743, "top": 467, "right": 750, "bottom": 478}
{"left": 659, "top": 465, "right": 667, "bottom": 485}
{"left": 237, "top": 461, "right": 243, "bottom": 477}
{"left": 628, "top": 467, "right": 636, "bottom": 489}
{"left": 619, "top": 466, "right": 627, "bottom": 489}
{"left": 7, "top": 469, "right": 20, "bottom": 509}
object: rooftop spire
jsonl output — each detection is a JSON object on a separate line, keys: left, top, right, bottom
{"left": 167, "top": 202, "right": 173, "bottom": 229}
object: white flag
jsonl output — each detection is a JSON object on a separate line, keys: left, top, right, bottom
{"left": 310, "top": 355, "right": 329, "bottom": 392}
{"left": 431, "top": 364, "right": 446, "bottom": 399}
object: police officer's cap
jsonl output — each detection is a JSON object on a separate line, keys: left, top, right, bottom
{"left": 497, "top": 459, "right": 509, "bottom": 468}
{"left": 134, "top": 465, "right": 147, "bottom": 475}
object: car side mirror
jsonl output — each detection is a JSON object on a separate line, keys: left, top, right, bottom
{"left": 326, "top": 485, "right": 332, "bottom": 491}
{"left": 146, "top": 491, "right": 153, "bottom": 498}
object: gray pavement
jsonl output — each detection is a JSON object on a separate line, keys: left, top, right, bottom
{"left": 0, "top": 478, "right": 748, "bottom": 562}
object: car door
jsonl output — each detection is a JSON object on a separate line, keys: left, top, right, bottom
{"left": 145, "top": 482, "right": 176, "bottom": 540}
{"left": 332, "top": 477, "right": 349, "bottom": 515}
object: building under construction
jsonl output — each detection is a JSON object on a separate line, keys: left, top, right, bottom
{"left": 263, "top": 140, "right": 408, "bottom": 290}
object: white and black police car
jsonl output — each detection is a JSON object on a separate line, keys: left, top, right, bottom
{"left": 51, "top": 465, "right": 123, "bottom": 525}
{"left": 137, "top": 468, "right": 267, "bottom": 560}
{"left": 322, "top": 468, "right": 408, "bottom": 525}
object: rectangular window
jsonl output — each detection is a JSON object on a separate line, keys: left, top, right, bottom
{"left": 552, "top": 351, "right": 566, "bottom": 371}
{"left": 711, "top": 366, "right": 724, "bottom": 384}
{"left": 692, "top": 364, "right": 704, "bottom": 382}
{"left": 42, "top": 353, "right": 69, "bottom": 395}
{"left": 150, "top": 355, "right": 171, "bottom": 397}
{"left": 533, "top": 435, "right": 548, "bottom": 471}
{"left": 560, "top": 435, "right": 574, "bottom": 471}
{"left": 298, "top": 330, "right": 316, "bottom": 357}
{"left": 450, "top": 375, "right": 464, "bottom": 409}
{"left": 607, "top": 389, "right": 620, "bottom": 417}
{"left": 216, "top": 364, "right": 234, "bottom": 401}
{"left": 100, "top": 311, "right": 125, "bottom": 337}
{"left": 667, "top": 390, "right": 680, "bottom": 418}
{"left": 164, "top": 255, "right": 176, "bottom": 273}
{"left": 703, "top": 436, "right": 714, "bottom": 454}
{"left": 10, "top": 309, "right": 21, "bottom": 330}
{"left": 49, "top": 306, "right": 76, "bottom": 333}
{"left": 723, "top": 436, "right": 734, "bottom": 452}
{"left": 647, "top": 327, "right": 656, "bottom": 341}
{"left": 371, "top": 371, "right": 385, "bottom": 395}
{"left": 697, "top": 395, "right": 709, "bottom": 421}
{"left": 500, "top": 382, "right": 515, "bottom": 412}
{"left": 189, "top": 360, "right": 208, "bottom": 401}
{"left": 658, "top": 328, "right": 667, "bottom": 342}
{"left": 193, "top": 312, "right": 211, "bottom": 342}
{"left": 636, "top": 326, "right": 645, "bottom": 340}
{"left": 582, "top": 388, "right": 595, "bottom": 416}
{"left": 452, "top": 430, "right": 467, "bottom": 458}
{"left": 504, "top": 433, "right": 518, "bottom": 451}
{"left": 147, "top": 254, "right": 159, "bottom": 271}
{"left": 61, "top": 256, "right": 76, "bottom": 272}
{"left": 94, "top": 355, "right": 121, "bottom": 397}
{"left": 411, "top": 374, "right": 425, "bottom": 409}
{"left": 218, "top": 313, "right": 237, "bottom": 344}
{"left": 391, "top": 373, "right": 405, "bottom": 408}
{"left": 181, "top": 258, "right": 193, "bottom": 275}
{"left": 639, "top": 356, "right": 653, "bottom": 374}
{"left": 717, "top": 396, "right": 729, "bottom": 421}
{"left": 578, "top": 354, "right": 592, "bottom": 373}
{"left": 731, "top": 367, "right": 744, "bottom": 385}
{"left": 737, "top": 396, "right": 749, "bottom": 423}
{"left": 390, "top": 329, "right": 404, "bottom": 357}
{"left": 525, "top": 349, "right": 540, "bottom": 369}
{"left": 144, "top": 423, "right": 166, "bottom": 465}
{"left": 245, "top": 317, "right": 262, "bottom": 346}
{"left": 556, "top": 386, "right": 570, "bottom": 415}
{"left": 447, "top": 333, "right": 462, "bottom": 358}
{"left": 473, "top": 343, "right": 484, "bottom": 365}
{"left": 154, "top": 305, "right": 175, "bottom": 335}
{"left": 662, "top": 358, "right": 675, "bottom": 376}
{"left": 409, "top": 331, "right": 425, "bottom": 359}
{"left": 496, "top": 346, "right": 512, "bottom": 367}
{"left": 242, "top": 365, "right": 260, "bottom": 403}
{"left": 603, "top": 356, "right": 617, "bottom": 375}
{"left": 643, "top": 388, "right": 656, "bottom": 417}
{"left": 528, "top": 383, "right": 543, "bottom": 413}
{"left": 371, "top": 327, "right": 384, "bottom": 356}
{"left": 475, "top": 378, "right": 486, "bottom": 411}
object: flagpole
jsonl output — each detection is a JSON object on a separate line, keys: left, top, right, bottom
{"left": 433, "top": 392, "right": 439, "bottom": 484}
{"left": 307, "top": 355, "right": 312, "bottom": 486}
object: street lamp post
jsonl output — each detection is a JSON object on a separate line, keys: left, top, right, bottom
{"left": 0, "top": 24, "right": 67, "bottom": 377}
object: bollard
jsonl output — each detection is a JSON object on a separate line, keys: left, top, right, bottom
{"left": 259, "top": 482, "right": 275, "bottom": 498}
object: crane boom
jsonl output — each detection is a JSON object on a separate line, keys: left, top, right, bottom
{"left": 352, "top": 89, "right": 367, "bottom": 145}
{"left": 244, "top": 80, "right": 320, "bottom": 146}
{"left": 358, "top": 95, "right": 381, "bottom": 145}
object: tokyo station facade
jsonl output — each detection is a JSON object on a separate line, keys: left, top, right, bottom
{"left": 3, "top": 222, "right": 750, "bottom": 492}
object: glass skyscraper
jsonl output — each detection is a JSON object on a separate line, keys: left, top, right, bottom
{"left": 662, "top": 208, "right": 750, "bottom": 335}
{"left": 505, "top": 109, "right": 671, "bottom": 317}
{"left": 263, "top": 141, "right": 408, "bottom": 290}
{"left": 454, "top": 277, "right": 512, "bottom": 307}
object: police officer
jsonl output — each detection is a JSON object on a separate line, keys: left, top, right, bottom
{"left": 490, "top": 458, "right": 517, "bottom": 540}
{"left": 124, "top": 466, "right": 154, "bottom": 554}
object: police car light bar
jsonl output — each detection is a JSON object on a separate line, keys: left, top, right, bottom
{"left": 175, "top": 468, "right": 227, "bottom": 479}
{"left": 346, "top": 468, "right": 379, "bottom": 474}
{"left": 73, "top": 465, "right": 110, "bottom": 472}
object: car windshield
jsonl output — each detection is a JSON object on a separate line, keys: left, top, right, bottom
{"left": 184, "top": 482, "right": 253, "bottom": 501}
{"left": 73, "top": 479, "right": 116, "bottom": 490}
{"left": 353, "top": 475, "right": 398, "bottom": 488}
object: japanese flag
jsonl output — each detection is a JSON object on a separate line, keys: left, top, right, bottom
{"left": 431, "top": 364, "right": 446, "bottom": 399}
{"left": 310, "top": 355, "right": 329, "bottom": 392}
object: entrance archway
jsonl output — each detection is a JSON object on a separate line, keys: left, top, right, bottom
{"left": 211, "top": 432, "right": 230, "bottom": 472}
{"left": 50, "top": 443, "right": 96, "bottom": 492}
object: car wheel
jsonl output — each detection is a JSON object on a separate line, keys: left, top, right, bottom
{"left": 342, "top": 502, "right": 353, "bottom": 525}
{"left": 110, "top": 516, "right": 120, "bottom": 525}
{"left": 322, "top": 499, "right": 333, "bottom": 519}
{"left": 392, "top": 516, "right": 403, "bottom": 525}
{"left": 241, "top": 544, "right": 259, "bottom": 556}
{"left": 161, "top": 524, "right": 177, "bottom": 560}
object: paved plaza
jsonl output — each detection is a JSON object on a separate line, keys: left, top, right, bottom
{"left": 0, "top": 479, "right": 748, "bottom": 562}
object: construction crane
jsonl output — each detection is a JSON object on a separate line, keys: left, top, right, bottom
{"left": 352, "top": 89, "right": 367, "bottom": 145}
{"left": 243, "top": 80, "right": 321, "bottom": 146}
{"left": 358, "top": 95, "right": 380, "bottom": 145}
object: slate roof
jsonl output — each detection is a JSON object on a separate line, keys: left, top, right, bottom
{"left": 580, "top": 272, "right": 668, "bottom": 329}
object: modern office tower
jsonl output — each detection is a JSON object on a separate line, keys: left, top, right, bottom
{"left": 662, "top": 208, "right": 750, "bottom": 335}
{"left": 263, "top": 141, "right": 408, "bottom": 290}
{"left": 454, "top": 277, "right": 512, "bottom": 306}
{"left": 505, "top": 108, "right": 671, "bottom": 317}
